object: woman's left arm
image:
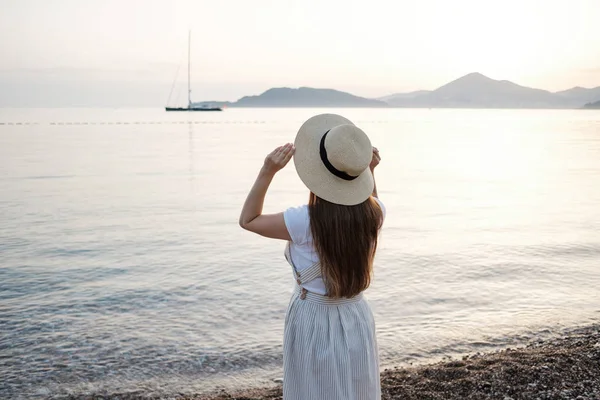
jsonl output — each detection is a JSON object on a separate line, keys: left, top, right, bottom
{"left": 239, "top": 143, "right": 295, "bottom": 240}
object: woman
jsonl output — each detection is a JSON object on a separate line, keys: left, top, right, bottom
{"left": 239, "top": 114, "right": 384, "bottom": 400}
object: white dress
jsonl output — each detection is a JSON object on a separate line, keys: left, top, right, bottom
{"left": 282, "top": 202, "right": 384, "bottom": 400}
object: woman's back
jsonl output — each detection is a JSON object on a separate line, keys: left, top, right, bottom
{"left": 284, "top": 198, "right": 386, "bottom": 296}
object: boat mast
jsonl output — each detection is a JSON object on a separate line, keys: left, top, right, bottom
{"left": 187, "top": 30, "right": 191, "bottom": 108}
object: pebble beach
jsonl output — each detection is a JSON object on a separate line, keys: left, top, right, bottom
{"left": 57, "top": 324, "right": 600, "bottom": 400}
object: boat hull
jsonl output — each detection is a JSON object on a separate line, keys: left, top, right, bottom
{"left": 165, "top": 107, "right": 223, "bottom": 112}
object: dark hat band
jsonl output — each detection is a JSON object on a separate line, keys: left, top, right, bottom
{"left": 319, "top": 130, "right": 359, "bottom": 181}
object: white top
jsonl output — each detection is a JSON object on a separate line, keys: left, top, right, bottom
{"left": 283, "top": 197, "right": 386, "bottom": 295}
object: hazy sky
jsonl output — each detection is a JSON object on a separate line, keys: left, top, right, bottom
{"left": 1, "top": 0, "right": 599, "bottom": 106}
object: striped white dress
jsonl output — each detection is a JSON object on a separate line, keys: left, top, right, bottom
{"left": 283, "top": 243, "right": 381, "bottom": 400}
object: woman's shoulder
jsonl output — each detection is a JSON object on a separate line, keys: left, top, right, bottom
{"left": 284, "top": 204, "right": 309, "bottom": 224}
{"left": 373, "top": 196, "right": 386, "bottom": 219}
{"left": 283, "top": 205, "right": 310, "bottom": 244}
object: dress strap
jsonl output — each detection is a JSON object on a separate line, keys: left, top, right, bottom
{"left": 285, "top": 242, "right": 322, "bottom": 285}
{"left": 299, "top": 262, "right": 322, "bottom": 284}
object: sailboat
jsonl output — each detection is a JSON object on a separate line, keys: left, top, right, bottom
{"left": 165, "top": 31, "right": 222, "bottom": 112}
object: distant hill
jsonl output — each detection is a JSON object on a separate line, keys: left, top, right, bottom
{"left": 583, "top": 100, "right": 600, "bottom": 109}
{"left": 377, "top": 90, "right": 431, "bottom": 103}
{"left": 385, "top": 73, "right": 567, "bottom": 108}
{"left": 380, "top": 73, "right": 600, "bottom": 109}
{"left": 231, "top": 87, "right": 386, "bottom": 108}
{"left": 430, "top": 73, "right": 564, "bottom": 108}
{"left": 195, "top": 87, "right": 385, "bottom": 108}
{"left": 195, "top": 74, "right": 600, "bottom": 109}
{"left": 555, "top": 86, "right": 600, "bottom": 105}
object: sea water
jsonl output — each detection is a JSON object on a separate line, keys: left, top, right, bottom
{"left": 1, "top": 108, "right": 599, "bottom": 398}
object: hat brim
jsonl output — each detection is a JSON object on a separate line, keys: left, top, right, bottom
{"left": 293, "top": 114, "right": 374, "bottom": 206}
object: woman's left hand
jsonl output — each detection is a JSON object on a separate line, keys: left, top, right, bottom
{"left": 262, "top": 143, "right": 295, "bottom": 175}
{"left": 370, "top": 147, "right": 381, "bottom": 171}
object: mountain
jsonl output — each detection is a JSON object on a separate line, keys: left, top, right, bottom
{"left": 230, "top": 87, "right": 386, "bottom": 107}
{"left": 195, "top": 74, "right": 600, "bottom": 109}
{"left": 430, "top": 72, "right": 563, "bottom": 108}
{"left": 386, "top": 73, "right": 567, "bottom": 108}
{"left": 555, "top": 86, "right": 600, "bottom": 104}
{"left": 380, "top": 73, "right": 600, "bottom": 109}
{"left": 583, "top": 100, "right": 600, "bottom": 109}
{"left": 377, "top": 90, "right": 431, "bottom": 103}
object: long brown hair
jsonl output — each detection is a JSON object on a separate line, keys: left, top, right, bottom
{"left": 308, "top": 192, "right": 383, "bottom": 298}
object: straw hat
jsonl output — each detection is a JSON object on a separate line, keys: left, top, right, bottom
{"left": 293, "top": 114, "right": 374, "bottom": 206}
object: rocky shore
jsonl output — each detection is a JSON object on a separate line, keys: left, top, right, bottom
{"left": 195, "top": 325, "right": 600, "bottom": 400}
{"left": 62, "top": 325, "right": 600, "bottom": 400}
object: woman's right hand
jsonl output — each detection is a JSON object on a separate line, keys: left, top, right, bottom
{"left": 370, "top": 147, "right": 380, "bottom": 171}
{"left": 262, "top": 143, "right": 295, "bottom": 175}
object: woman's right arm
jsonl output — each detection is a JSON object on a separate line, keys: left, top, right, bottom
{"left": 238, "top": 143, "right": 295, "bottom": 240}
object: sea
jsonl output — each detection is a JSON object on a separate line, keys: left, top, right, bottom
{"left": 1, "top": 107, "right": 599, "bottom": 399}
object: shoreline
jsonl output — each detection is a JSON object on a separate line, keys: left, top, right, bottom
{"left": 193, "top": 324, "right": 600, "bottom": 400}
{"left": 63, "top": 324, "right": 600, "bottom": 400}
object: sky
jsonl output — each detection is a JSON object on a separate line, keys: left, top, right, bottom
{"left": 1, "top": 0, "right": 599, "bottom": 106}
